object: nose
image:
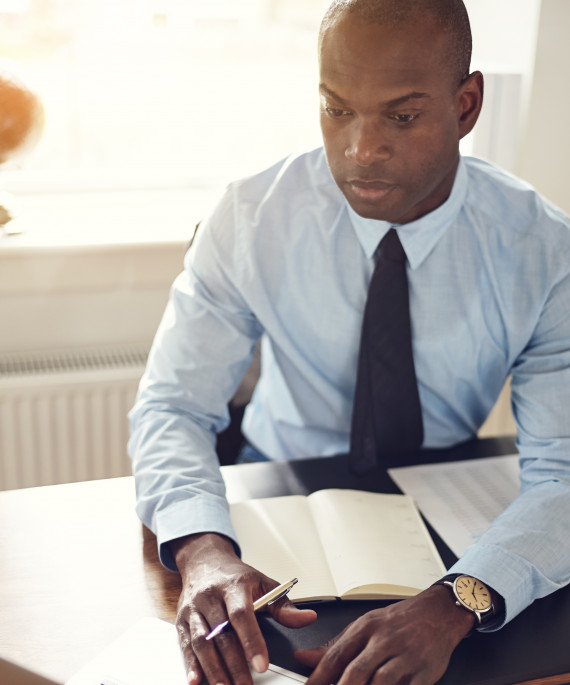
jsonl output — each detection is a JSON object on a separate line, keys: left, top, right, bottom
{"left": 345, "top": 120, "right": 392, "bottom": 166}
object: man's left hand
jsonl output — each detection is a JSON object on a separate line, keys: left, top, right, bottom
{"left": 295, "top": 584, "right": 475, "bottom": 685}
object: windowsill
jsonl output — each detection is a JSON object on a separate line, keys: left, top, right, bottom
{"left": 0, "top": 187, "right": 224, "bottom": 296}
{"left": 0, "top": 187, "right": 221, "bottom": 252}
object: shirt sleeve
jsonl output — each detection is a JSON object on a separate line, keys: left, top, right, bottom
{"left": 449, "top": 265, "right": 570, "bottom": 630}
{"left": 128, "top": 187, "right": 262, "bottom": 571}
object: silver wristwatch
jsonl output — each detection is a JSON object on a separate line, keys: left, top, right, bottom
{"left": 438, "top": 574, "right": 496, "bottom": 627}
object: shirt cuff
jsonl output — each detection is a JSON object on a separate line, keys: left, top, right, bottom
{"left": 155, "top": 496, "right": 240, "bottom": 572}
{"left": 447, "top": 542, "right": 537, "bottom": 632}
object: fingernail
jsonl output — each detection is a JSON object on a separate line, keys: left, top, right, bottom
{"left": 251, "top": 654, "right": 267, "bottom": 673}
{"left": 187, "top": 670, "right": 198, "bottom": 684}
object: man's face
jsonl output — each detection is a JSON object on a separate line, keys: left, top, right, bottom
{"left": 319, "top": 14, "right": 470, "bottom": 224}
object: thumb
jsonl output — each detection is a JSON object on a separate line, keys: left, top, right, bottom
{"left": 268, "top": 596, "right": 318, "bottom": 628}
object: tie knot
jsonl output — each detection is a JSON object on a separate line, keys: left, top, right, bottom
{"left": 378, "top": 228, "right": 406, "bottom": 263}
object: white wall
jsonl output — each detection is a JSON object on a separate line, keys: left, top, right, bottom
{"left": 465, "top": 0, "right": 541, "bottom": 74}
{"left": 461, "top": 0, "right": 541, "bottom": 172}
{"left": 0, "top": 244, "right": 184, "bottom": 355}
{"left": 516, "top": 0, "right": 570, "bottom": 214}
{"left": 464, "top": 0, "right": 569, "bottom": 216}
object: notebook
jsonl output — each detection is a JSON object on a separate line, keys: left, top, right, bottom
{"left": 231, "top": 489, "right": 446, "bottom": 601}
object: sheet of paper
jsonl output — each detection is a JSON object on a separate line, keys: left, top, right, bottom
{"left": 388, "top": 454, "right": 520, "bottom": 558}
{"left": 307, "top": 489, "right": 446, "bottom": 597}
{"left": 66, "top": 618, "right": 306, "bottom": 685}
{"left": 231, "top": 495, "right": 338, "bottom": 601}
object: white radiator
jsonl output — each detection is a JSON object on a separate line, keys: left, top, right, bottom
{"left": 0, "top": 345, "right": 148, "bottom": 491}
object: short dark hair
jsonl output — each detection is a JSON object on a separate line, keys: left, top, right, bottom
{"left": 319, "top": 0, "right": 472, "bottom": 87}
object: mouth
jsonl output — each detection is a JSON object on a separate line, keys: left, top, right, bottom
{"left": 347, "top": 179, "right": 396, "bottom": 202}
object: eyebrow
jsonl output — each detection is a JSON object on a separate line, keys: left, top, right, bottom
{"left": 319, "top": 83, "right": 431, "bottom": 108}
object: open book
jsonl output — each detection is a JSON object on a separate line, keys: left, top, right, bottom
{"left": 230, "top": 489, "right": 446, "bottom": 602}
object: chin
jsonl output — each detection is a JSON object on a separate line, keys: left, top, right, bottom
{"left": 347, "top": 199, "right": 396, "bottom": 222}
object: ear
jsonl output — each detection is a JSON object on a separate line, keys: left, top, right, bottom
{"left": 456, "top": 71, "right": 484, "bottom": 140}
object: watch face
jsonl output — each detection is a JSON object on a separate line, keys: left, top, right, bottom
{"left": 455, "top": 576, "right": 492, "bottom": 612}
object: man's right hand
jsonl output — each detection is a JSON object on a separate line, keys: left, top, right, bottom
{"left": 172, "top": 532, "right": 317, "bottom": 685}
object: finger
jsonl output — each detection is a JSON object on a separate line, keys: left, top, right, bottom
{"left": 294, "top": 645, "right": 327, "bottom": 669}
{"left": 209, "top": 625, "right": 256, "bottom": 685}
{"left": 294, "top": 620, "right": 353, "bottom": 668}
{"left": 190, "top": 610, "right": 252, "bottom": 685}
{"left": 225, "top": 592, "right": 271, "bottom": 675}
{"left": 268, "top": 596, "right": 318, "bottom": 628}
{"left": 302, "top": 630, "right": 362, "bottom": 685}
{"left": 368, "top": 654, "right": 419, "bottom": 685}
{"left": 372, "top": 651, "right": 446, "bottom": 685}
{"left": 294, "top": 633, "right": 344, "bottom": 669}
{"left": 176, "top": 615, "right": 203, "bottom": 685}
{"left": 336, "top": 647, "right": 389, "bottom": 685}
{"left": 189, "top": 575, "right": 262, "bottom": 682}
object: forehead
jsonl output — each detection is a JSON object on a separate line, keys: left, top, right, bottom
{"left": 319, "top": 13, "right": 452, "bottom": 98}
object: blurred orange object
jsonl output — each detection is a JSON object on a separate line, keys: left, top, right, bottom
{"left": 0, "top": 67, "right": 44, "bottom": 166}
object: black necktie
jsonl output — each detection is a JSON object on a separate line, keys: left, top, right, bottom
{"left": 349, "top": 228, "right": 424, "bottom": 474}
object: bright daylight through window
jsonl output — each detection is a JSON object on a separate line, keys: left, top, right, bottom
{"left": 0, "top": 0, "right": 325, "bottom": 243}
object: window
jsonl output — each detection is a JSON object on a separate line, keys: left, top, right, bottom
{"left": 1, "top": 0, "right": 326, "bottom": 195}
{"left": 0, "top": 0, "right": 541, "bottom": 244}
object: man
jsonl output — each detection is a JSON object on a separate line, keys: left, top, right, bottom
{"left": 128, "top": 1, "right": 570, "bottom": 684}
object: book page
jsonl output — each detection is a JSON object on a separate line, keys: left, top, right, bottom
{"left": 388, "top": 454, "right": 520, "bottom": 557}
{"left": 307, "top": 490, "right": 446, "bottom": 599}
{"left": 230, "top": 495, "right": 338, "bottom": 601}
{"left": 66, "top": 618, "right": 306, "bottom": 684}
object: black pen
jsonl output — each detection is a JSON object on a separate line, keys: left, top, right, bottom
{"left": 205, "top": 577, "right": 298, "bottom": 640}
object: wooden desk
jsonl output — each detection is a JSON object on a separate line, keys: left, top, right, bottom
{"left": 0, "top": 437, "right": 568, "bottom": 685}
{"left": 0, "top": 476, "right": 176, "bottom": 683}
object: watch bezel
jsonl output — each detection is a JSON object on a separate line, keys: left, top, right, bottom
{"left": 453, "top": 575, "right": 493, "bottom": 617}
{"left": 441, "top": 574, "right": 495, "bottom": 626}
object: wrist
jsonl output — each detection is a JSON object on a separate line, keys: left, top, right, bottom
{"left": 425, "top": 584, "right": 477, "bottom": 642}
{"left": 171, "top": 532, "right": 237, "bottom": 576}
{"left": 434, "top": 574, "right": 504, "bottom": 633}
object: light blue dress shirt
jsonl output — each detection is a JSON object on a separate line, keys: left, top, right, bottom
{"left": 128, "top": 147, "right": 570, "bottom": 630}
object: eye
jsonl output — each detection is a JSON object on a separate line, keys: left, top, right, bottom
{"left": 324, "top": 106, "right": 351, "bottom": 118}
{"left": 392, "top": 113, "right": 420, "bottom": 124}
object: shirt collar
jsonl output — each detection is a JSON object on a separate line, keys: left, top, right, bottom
{"left": 346, "top": 156, "right": 468, "bottom": 269}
